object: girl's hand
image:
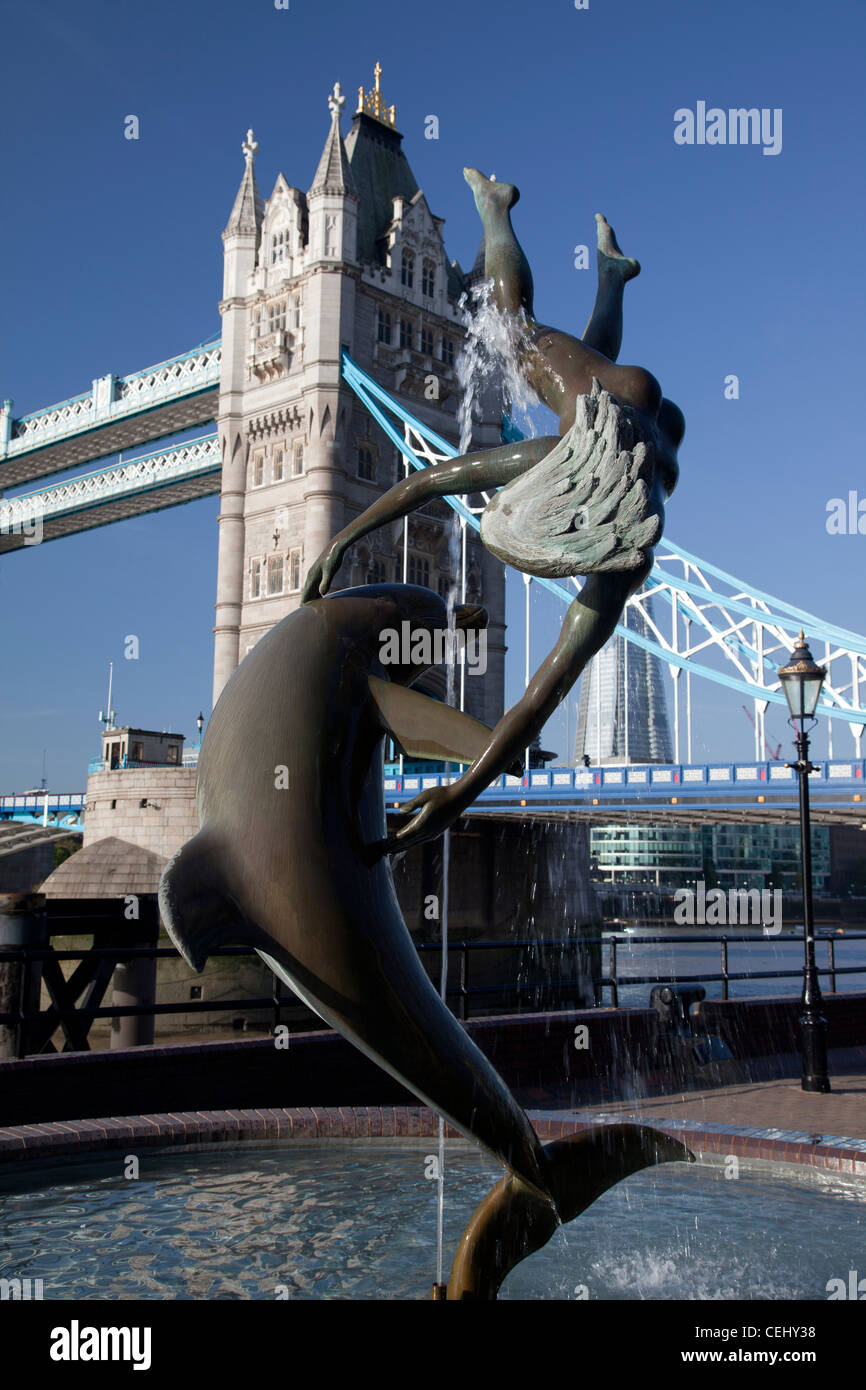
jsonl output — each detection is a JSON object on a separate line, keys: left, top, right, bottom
{"left": 301, "top": 538, "right": 346, "bottom": 602}
{"left": 378, "top": 784, "right": 467, "bottom": 855}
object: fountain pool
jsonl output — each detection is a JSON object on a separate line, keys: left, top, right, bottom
{"left": 1, "top": 1139, "right": 862, "bottom": 1300}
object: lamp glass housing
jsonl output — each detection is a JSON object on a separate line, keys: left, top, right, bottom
{"left": 778, "top": 634, "right": 826, "bottom": 724}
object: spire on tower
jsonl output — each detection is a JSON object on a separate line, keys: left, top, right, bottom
{"left": 224, "top": 127, "right": 264, "bottom": 238}
{"left": 309, "top": 83, "right": 358, "bottom": 199}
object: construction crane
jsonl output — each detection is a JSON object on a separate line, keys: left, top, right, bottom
{"left": 741, "top": 705, "right": 782, "bottom": 760}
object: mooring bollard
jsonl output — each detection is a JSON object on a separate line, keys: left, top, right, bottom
{"left": 0, "top": 893, "right": 47, "bottom": 1060}
{"left": 110, "top": 894, "right": 159, "bottom": 1049}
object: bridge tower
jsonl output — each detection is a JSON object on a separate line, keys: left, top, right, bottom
{"left": 211, "top": 67, "right": 505, "bottom": 725}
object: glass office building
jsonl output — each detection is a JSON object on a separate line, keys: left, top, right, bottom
{"left": 590, "top": 821, "right": 831, "bottom": 891}
{"left": 574, "top": 599, "right": 673, "bottom": 765}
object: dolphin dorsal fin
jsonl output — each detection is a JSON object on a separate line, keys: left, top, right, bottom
{"left": 368, "top": 675, "right": 495, "bottom": 766}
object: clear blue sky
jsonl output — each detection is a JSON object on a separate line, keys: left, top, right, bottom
{"left": 1, "top": 0, "right": 864, "bottom": 789}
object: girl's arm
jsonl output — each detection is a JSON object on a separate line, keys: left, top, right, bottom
{"left": 301, "top": 436, "right": 556, "bottom": 602}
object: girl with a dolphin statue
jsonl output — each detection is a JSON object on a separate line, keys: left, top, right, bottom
{"left": 160, "top": 170, "right": 692, "bottom": 1299}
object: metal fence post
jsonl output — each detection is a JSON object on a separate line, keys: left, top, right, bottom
{"left": 0, "top": 893, "right": 46, "bottom": 1060}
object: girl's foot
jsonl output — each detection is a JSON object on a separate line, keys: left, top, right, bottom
{"left": 464, "top": 167, "right": 520, "bottom": 222}
{"left": 595, "top": 213, "right": 640, "bottom": 281}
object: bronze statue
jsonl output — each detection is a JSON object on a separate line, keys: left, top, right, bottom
{"left": 159, "top": 172, "right": 693, "bottom": 1298}
{"left": 159, "top": 583, "right": 692, "bottom": 1294}
{"left": 302, "top": 170, "right": 683, "bottom": 853}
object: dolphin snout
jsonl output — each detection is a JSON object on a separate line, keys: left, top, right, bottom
{"left": 455, "top": 603, "right": 488, "bottom": 631}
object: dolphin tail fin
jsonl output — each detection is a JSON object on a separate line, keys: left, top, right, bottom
{"left": 368, "top": 675, "right": 496, "bottom": 765}
{"left": 159, "top": 828, "right": 250, "bottom": 972}
{"left": 446, "top": 1123, "right": 694, "bottom": 1301}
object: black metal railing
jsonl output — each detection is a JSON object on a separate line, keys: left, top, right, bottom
{"left": 1, "top": 898, "right": 864, "bottom": 1057}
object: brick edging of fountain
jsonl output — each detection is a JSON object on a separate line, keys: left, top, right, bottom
{"left": 0, "top": 1106, "right": 864, "bottom": 1176}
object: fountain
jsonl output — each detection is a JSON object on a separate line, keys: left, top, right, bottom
{"left": 156, "top": 164, "right": 697, "bottom": 1299}
{"left": 5, "top": 165, "right": 855, "bottom": 1306}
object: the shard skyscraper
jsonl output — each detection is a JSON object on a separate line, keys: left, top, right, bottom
{"left": 573, "top": 598, "right": 673, "bottom": 764}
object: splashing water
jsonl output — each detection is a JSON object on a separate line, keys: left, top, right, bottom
{"left": 456, "top": 281, "right": 544, "bottom": 454}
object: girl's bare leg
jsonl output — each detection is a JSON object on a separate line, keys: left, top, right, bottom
{"left": 581, "top": 214, "right": 640, "bottom": 362}
{"left": 384, "top": 560, "right": 653, "bottom": 852}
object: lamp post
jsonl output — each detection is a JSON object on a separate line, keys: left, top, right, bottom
{"left": 196, "top": 711, "right": 204, "bottom": 739}
{"left": 778, "top": 631, "right": 830, "bottom": 1093}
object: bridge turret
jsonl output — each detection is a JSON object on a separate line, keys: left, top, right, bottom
{"left": 222, "top": 129, "right": 263, "bottom": 300}
{"left": 306, "top": 82, "right": 359, "bottom": 267}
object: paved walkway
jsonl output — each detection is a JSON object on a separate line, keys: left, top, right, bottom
{"left": 577, "top": 1070, "right": 866, "bottom": 1142}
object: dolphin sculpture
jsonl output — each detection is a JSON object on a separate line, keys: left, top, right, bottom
{"left": 159, "top": 583, "right": 692, "bottom": 1290}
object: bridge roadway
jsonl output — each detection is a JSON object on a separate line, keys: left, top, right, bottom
{"left": 2, "top": 759, "right": 865, "bottom": 830}
{"left": 0, "top": 435, "right": 221, "bottom": 553}
{"left": 0, "top": 341, "right": 220, "bottom": 488}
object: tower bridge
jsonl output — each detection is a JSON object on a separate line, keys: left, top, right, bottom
{"left": 1, "top": 64, "right": 865, "bottom": 770}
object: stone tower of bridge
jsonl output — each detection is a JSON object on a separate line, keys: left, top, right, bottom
{"left": 213, "top": 67, "right": 506, "bottom": 726}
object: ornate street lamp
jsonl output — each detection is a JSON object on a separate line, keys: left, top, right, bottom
{"left": 196, "top": 712, "right": 204, "bottom": 739}
{"left": 778, "top": 631, "right": 830, "bottom": 1093}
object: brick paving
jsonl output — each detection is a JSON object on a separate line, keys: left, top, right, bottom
{"left": 574, "top": 1070, "right": 866, "bottom": 1142}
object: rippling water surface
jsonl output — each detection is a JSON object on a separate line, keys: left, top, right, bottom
{"left": 1, "top": 1141, "right": 863, "bottom": 1300}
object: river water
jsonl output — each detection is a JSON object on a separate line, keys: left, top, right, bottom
{"left": 599, "top": 929, "right": 866, "bottom": 1009}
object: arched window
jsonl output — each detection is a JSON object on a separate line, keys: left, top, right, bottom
{"left": 377, "top": 308, "right": 391, "bottom": 344}
{"left": 358, "top": 446, "right": 374, "bottom": 481}
{"left": 293, "top": 440, "right": 305, "bottom": 475}
{"left": 269, "top": 299, "right": 287, "bottom": 334}
{"left": 271, "top": 228, "right": 290, "bottom": 265}
{"left": 401, "top": 250, "right": 415, "bottom": 288}
{"left": 273, "top": 445, "right": 285, "bottom": 482}
{"left": 268, "top": 554, "right": 283, "bottom": 594}
{"left": 367, "top": 558, "right": 389, "bottom": 584}
{"left": 289, "top": 548, "right": 303, "bottom": 591}
{"left": 250, "top": 558, "right": 262, "bottom": 599}
{"left": 408, "top": 554, "right": 430, "bottom": 588}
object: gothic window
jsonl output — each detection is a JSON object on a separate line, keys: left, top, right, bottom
{"left": 422, "top": 259, "right": 435, "bottom": 297}
{"left": 401, "top": 249, "right": 415, "bottom": 287}
{"left": 268, "top": 299, "right": 287, "bottom": 334}
{"left": 252, "top": 451, "right": 265, "bottom": 487}
{"left": 268, "top": 554, "right": 284, "bottom": 595}
{"left": 377, "top": 308, "right": 392, "bottom": 344}
{"left": 293, "top": 440, "right": 305, "bottom": 475}
{"left": 288, "top": 547, "right": 303, "bottom": 591}
{"left": 399, "top": 317, "right": 412, "bottom": 349}
{"left": 408, "top": 554, "right": 430, "bottom": 588}
{"left": 367, "top": 558, "right": 389, "bottom": 585}
{"left": 273, "top": 445, "right": 285, "bottom": 482}
{"left": 420, "top": 326, "right": 434, "bottom": 356}
{"left": 438, "top": 575, "right": 453, "bottom": 600}
{"left": 358, "top": 446, "right": 374, "bottom": 481}
{"left": 250, "top": 305, "right": 263, "bottom": 343}
{"left": 441, "top": 337, "right": 454, "bottom": 367}
{"left": 250, "top": 557, "right": 262, "bottom": 598}
{"left": 271, "top": 228, "right": 289, "bottom": 265}
{"left": 292, "top": 295, "right": 301, "bottom": 329}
